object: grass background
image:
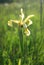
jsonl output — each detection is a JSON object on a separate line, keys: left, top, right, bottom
{"left": 0, "top": 0, "right": 44, "bottom": 65}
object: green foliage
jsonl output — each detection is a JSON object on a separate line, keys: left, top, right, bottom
{"left": 0, "top": 0, "right": 44, "bottom": 65}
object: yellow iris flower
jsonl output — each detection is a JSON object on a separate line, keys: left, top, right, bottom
{"left": 8, "top": 8, "right": 34, "bottom": 36}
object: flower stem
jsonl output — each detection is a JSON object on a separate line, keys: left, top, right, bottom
{"left": 18, "top": 26, "right": 24, "bottom": 56}
{"left": 18, "top": 26, "right": 24, "bottom": 65}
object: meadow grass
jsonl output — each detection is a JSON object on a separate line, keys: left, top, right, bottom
{"left": 0, "top": 1, "right": 44, "bottom": 65}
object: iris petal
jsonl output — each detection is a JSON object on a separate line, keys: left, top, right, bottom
{"left": 10, "top": 20, "right": 19, "bottom": 24}
{"left": 8, "top": 21, "right": 13, "bottom": 27}
{"left": 27, "top": 19, "right": 32, "bottom": 26}
{"left": 24, "top": 15, "right": 34, "bottom": 23}
{"left": 24, "top": 28, "right": 30, "bottom": 36}
{"left": 20, "top": 8, "right": 24, "bottom": 21}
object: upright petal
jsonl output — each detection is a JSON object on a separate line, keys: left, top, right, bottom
{"left": 24, "top": 15, "right": 34, "bottom": 23}
{"left": 20, "top": 8, "right": 24, "bottom": 21}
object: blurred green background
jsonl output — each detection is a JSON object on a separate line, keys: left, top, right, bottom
{"left": 0, "top": 0, "right": 44, "bottom": 65}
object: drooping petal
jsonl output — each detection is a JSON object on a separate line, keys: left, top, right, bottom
{"left": 28, "top": 19, "right": 32, "bottom": 25}
{"left": 24, "top": 15, "right": 34, "bottom": 23}
{"left": 12, "top": 20, "right": 23, "bottom": 26}
{"left": 25, "top": 19, "right": 32, "bottom": 26}
{"left": 10, "top": 20, "right": 19, "bottom": 24}
{"left": 8, "top": 21, "right": 13, "bottom": 27}
{"left": 24, "top": 28, "right": 30, "bottom": 36}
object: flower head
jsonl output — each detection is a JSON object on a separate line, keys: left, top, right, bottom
{"left": 8, "top": 8, "right": 34, "bottom": 36}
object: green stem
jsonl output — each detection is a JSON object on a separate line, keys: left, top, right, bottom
{"left": 19, "top": 27, "right": 24, "bottom": 55}
{"left": 19, "top": 26, "right": 24, "bottom": 59}
{"left": 18, "top": 26, "right": 24, "bottom": 65}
